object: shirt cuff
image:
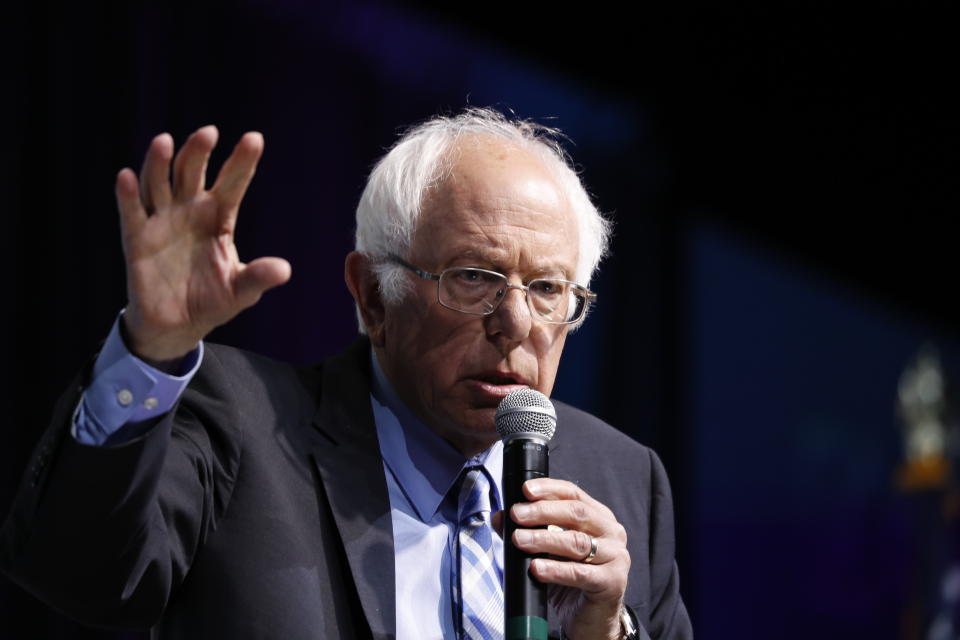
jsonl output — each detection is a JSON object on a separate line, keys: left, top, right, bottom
{"left": 73, "top": 313, "right": 203, "bottom": 445}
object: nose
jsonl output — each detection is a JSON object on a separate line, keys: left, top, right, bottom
{"left": 485, "top": 283, "right": 533, "bottom": 345}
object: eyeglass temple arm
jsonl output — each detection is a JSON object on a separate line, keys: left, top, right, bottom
{"left": 389, "top": 254, "right": 441, "bottom": 281}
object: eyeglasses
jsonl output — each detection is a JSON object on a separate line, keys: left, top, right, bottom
{"left": 389, "top": 254, "right": 597, "bottom": 325}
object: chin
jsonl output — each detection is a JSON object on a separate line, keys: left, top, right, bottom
{"left": 441, "top": 408, "right": 501, "bottom": 456}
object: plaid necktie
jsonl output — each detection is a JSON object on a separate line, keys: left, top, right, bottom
{"left": 456, "top": 467, "right": 504, "bottom": 640}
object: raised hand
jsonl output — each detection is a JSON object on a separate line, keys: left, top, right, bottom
{"left": 509, "top": 478, "right": 631, "bottom": 640}
{"left": 115, "top": 126, "right": 291, "bottom": 365}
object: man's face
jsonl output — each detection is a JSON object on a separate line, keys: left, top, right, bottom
{"left": 375, "top": 136, "right": 580, "bottom": 457}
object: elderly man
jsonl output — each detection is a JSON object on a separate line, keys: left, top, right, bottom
{"left": 1, "top": 109, "right": 691, "bottom": 639}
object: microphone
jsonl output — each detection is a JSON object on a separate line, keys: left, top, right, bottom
{"left": 496, "top": 389, "right": 557, "bottom": 640}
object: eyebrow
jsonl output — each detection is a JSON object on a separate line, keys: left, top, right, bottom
{"left": 445, "top": 249, "right": 573, "bottom": 279}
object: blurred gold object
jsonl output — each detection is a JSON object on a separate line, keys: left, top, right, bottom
{"left": 897, "top": 455, "right": 949, "bottom": 491}
{"left": 896, "top": 346, "right": 950, "bottom": 491}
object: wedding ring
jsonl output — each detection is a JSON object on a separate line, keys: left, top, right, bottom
{"left": 583, "top": 536, "right": 599, "bottom": 563}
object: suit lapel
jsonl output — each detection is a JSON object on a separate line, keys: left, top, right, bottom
{"left": 308, "top": 339, "right": 396, "bottom": 640}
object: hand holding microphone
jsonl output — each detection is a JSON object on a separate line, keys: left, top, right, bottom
{"left": 497, "top": 390, "right": 632, "bottom": 640}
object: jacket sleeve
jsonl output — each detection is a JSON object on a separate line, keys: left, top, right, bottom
{"left": 644, "top": 447, "right": 693, "bottom": 639}
{"left": 0, "top": 347, "right": 242, "bottom": 629}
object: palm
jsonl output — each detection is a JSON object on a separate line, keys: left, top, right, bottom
{"left": 128, "top": 196, "right": 235, "bottom": 324}
{"left": 117, "top": 127, "right": 290, "bottom": 362}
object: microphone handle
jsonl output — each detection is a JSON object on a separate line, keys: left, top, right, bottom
{"left": 503, "top": 437, "right": 549, "bottom": 640}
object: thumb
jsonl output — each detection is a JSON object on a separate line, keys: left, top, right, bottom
{"left": 234, "top": 257, "right": 292, "bottom": 307}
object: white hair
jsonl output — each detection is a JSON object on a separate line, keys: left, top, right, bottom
{"left": 354, "top": 107, "right": 611, "bottom": 329}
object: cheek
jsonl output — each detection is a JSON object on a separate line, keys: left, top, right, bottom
{"left": 535, "top": 330, "right": 568, "bottom": 392}
{"left": 386, "top": 305, "right": 476, "bottom": 377}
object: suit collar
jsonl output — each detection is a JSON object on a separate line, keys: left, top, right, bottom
{"left": 311, "top": 337, "right": 379, "bottom": 448}
{"left": 309, "top": 337, "right": 396, "bottom": 640}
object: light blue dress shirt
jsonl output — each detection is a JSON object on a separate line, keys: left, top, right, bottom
{"left": 72, "top": 315, "right": 505, "bottom": 639}
{"left": 72, "top": 314, "right": 202, "bottom": 446}
{"left": 369, "top": 354, "right": 504, "bottom": 640}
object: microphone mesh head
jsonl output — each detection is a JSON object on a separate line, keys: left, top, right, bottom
{"left": 495, "top": 389, "right": 557, "bottom": 442}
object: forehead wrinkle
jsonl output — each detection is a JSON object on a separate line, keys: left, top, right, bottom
{"left": 455, "top": 170, "right": 568, "bottom": 217}
{"left": 423, "top": 212, "right": 576, "bottom": 276}
{"left": 458, "top": 186, "right": 576, "bottom": 247}
{"left": 441, "top": 220, "right": 576, "bottom": 279}
{"left": 411, "top": 140, "right": 579, "bottom": 278}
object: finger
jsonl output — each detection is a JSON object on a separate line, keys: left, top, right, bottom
{"left": 211, "top": 131, "right": 264, "bottom": 223}
{"left": 530, "top": 558, "right": 615, "bottom": 596}
{"left": 513, "top": 528, "right": 608, "bottom": 563}
{"left": 139, "top": 133, "right": 173, "bottom": 214}
{"left": 233, "top": 257, "right": 292, "bottom": 308}
{"left": 525, "top": 478, "right": 601, "bottom": 505}
{"left": 116, "top": 168, "right": 147, "bottom": 237}
{"left": 510, "top": 499, "right": 615, "bottom": 537}
{"left": 173, "top": 125, "right": 219, "bottom": 200}
{"left": 524, "top": 479, "right": 616, "bottom": 520}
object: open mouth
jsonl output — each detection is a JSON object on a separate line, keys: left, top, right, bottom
{"left": 476, "top": 372, "right": 524, "bottom": 386}
{"left": 468, "top": 371, "right": 531, "bottom": 397}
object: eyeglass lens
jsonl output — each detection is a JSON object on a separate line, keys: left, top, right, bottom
{"left": 438, "top": 268, "right": 586, "bottom": 323}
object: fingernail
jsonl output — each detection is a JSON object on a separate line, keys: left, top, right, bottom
{"left": 513, "top": 503, "right": 531, "bottom": 519}
{"left": 524, "top": 480, "right": 542, "bottom": 497}
{"left": 514, "top": 529, "right": 532, "bottom": 545}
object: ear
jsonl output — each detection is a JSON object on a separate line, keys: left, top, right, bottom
{"left": 344, "top": 251, "right": 387, "bottom": 346}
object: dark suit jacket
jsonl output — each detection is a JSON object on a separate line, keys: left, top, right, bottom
{"left": 1, "top": 338, "right": 691, "bottom": 639}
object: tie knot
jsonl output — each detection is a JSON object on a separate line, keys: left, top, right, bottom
{"left": 457, "top": 467, "right": 492, "bottom": 524}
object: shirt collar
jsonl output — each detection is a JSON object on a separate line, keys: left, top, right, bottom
{"left": 370, "top": 351, "right": 503, "bottom": 522}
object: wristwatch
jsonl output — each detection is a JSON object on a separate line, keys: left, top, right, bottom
{"left": 619, "top": 604, "right": 641, "bottom": 640}
{"left": 559, "top": 605, "right": 641, "bottom": 640}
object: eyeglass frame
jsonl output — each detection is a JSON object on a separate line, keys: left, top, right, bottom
{"left": 387, "top": 254, "right": 597, "bottom": 325}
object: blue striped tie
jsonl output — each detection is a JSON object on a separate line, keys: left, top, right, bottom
{"left": 457, "top": 467, "right": 504, "bottom": 640}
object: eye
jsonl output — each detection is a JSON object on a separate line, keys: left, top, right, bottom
{"left": 454, "top": 268, "right": 485, "bottom": 283}
{"left": 448, "top": 268, "right": 502, "bottom": 288}
{"left": 457, "top": 270, "right": 477, "bottom": 281}
{"left": 530, "top": 280, "right": 566, "bottom": 297}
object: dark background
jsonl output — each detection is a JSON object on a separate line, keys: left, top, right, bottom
{"left": 4, "top": 1, "right": 959, "bottom": 638}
